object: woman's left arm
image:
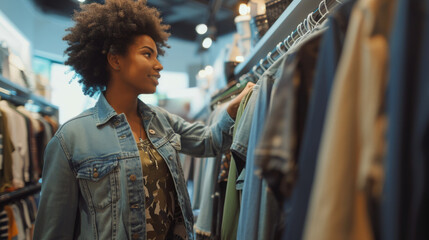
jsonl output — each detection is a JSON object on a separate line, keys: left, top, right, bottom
{"left": 159, "top": 82, "right": 254, "bottom": 157}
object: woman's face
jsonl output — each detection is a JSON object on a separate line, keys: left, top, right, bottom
{"left": 116, "top": 34, "right": 163, "bottom": 94}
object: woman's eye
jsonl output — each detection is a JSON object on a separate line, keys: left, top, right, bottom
{"left": 143, "top": 52, "right": 151, "bottom": 57}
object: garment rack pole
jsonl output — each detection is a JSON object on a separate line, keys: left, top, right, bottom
{"left": 0, "top": 184, "right": 41, "bottom": 206}
{"left": 237, "top": 0, "right": 342, "bottom": 80}
{"left": 0, "top": 74, "right": 58, "bottom": 116}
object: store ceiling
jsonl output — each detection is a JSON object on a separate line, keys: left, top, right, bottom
{"left": 32, "top": 0, "right": 240, "bottom": 41}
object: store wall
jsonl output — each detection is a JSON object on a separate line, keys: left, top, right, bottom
{"left": 0, "top": 0, "right": 233, "bottom": 73}
{"left": 0, "top": 0, "right": 65, "bottom": 61}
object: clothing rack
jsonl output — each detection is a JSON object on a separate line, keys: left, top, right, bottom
{"left": 0, "top": 75, "right": 54, "bottom": 207}
{"left": 234, "top": 0, "right": 342, "bottom": 79}
{"left": 0, "top": 183, "right": 41, "bottom": 206}
{"left": 0, "top": 74, "right": 58, "bottom": 116}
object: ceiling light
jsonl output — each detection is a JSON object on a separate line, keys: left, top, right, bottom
{"left": 204, "top": 65, "right": 213, "bottom": 75}
{"left": 202, "top": 37, "right": 213, "bottom": 49}
{"left": 239, "top": 3, "right": 250, "bottom": 16}
{"left": 77, "top": 0, "right": 86, "bottom": 2}
{"left": 195, "top": 24, "right": 208, "bottom": 35}
{"left": 198, "top": 69, "right": 207, "bottom": 78}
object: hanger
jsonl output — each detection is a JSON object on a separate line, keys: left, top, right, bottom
{"left": 239, "top": 0, "right": 343, "bottom": 86}
{"left": 0, "top": 86, "right": 12, "bottom": 95}
{"left": 316, "top": 0, "right": 330, "bottom": 24}
{"left": 284, "top": 35, "right": 293, "bottom": 51}
{"left": 267, "top": 51, "right": 275, "bottom": 65}
{"left": 297, "top": 22, "right": 305, "bottom": 37}
{"left": 276, "top": 42, "right": 287, "bottom": 55}
{"left": 307, "top": 12, "right": 318, "bottom": 30}
{"left": 294, "top": 22, "right": 309, "bottom": 44}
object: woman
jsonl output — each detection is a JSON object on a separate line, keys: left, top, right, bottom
{"left": 33, "top": 0, "right": 253, "bottom": 239}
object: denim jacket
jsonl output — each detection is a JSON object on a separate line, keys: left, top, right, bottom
{"left": 33, "top": 93, "right": 234, "bottom": 240}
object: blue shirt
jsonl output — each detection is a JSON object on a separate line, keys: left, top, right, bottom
{"left": 33, "top": 93, "right": 234, "bottom": 240}
{"left": 236, "top": 73, "right": 275, "bottom": 240}
{"left": 283, "top": 3, "right": 353, "bottom": 239}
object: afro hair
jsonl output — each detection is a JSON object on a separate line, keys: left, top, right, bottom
{"left": 63, "top": 0, "right": 170, "bottom": 97}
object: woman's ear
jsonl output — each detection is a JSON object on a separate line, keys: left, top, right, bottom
{"left": 107, "top": 52, "right": 121, "bottom": 71}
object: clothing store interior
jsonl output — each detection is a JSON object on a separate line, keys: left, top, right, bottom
{"left": 0, "top": 0, "right": 427, "bottom": 239}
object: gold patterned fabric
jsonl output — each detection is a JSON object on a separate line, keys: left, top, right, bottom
{"left": 137, "top": 139, "right": 188, "bottom": 240}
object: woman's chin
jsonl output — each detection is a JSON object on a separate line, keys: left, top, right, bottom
{"left": 139, "top": 89, "right": 156, "bottom": 95}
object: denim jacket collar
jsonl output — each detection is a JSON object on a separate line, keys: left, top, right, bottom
{"left": 95, "top": 93, "right": 155, "bottom": 127}
{"left": 137, "top": 98, "right": 156, "bottom": 121}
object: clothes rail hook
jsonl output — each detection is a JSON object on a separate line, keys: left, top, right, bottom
{"left": 283, "top": 35, "right": 292, "bottom": 50}
{"left": 259, "top": 58, "right": 267, "bottom": 72}
{"left": 252, "top": 65, "right": 262, "bottom": 79}
{"left": 266, "top": 51, "right": 275, "bottom": 64}
{"left": 276, "top": 42, "right": 287, "bottom": 55}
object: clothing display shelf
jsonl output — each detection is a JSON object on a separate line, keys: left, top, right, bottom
{"left": 234, "top": 0, "right": 342, "bottom": 79}
{"left": 0, "top": 183, "right": 41, "bottom": 206}
{"left": 0, "top": 74, "right": 58, "bottom": 117}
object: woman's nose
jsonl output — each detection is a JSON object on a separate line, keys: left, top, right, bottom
{"left": 154, "top": 59, "right": 163, "bottom": 71}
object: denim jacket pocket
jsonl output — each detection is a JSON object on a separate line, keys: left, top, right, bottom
{"left": 76, "top": 157, "right": 120, "bottom": 210}
{"left": 169, "top": 133, "right": 182, "bottom": 151}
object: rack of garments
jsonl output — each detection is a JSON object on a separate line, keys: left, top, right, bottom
{"left": 0, "top": 186, "right": 40, "bottom": 240}
{"left": 0, "top": 72, "right": 58, "bottom": 239}
{"left": 217, "top": 0, "right": 345, "bottom": 239}
{"left": 189, "top": 0, "right": 428, "bottom": 238}
{"left": 0, "top": 73, "right": 58, "bottom": 192}
{"left": 214, "top": 0, "right": 429, "bottom": 238}
{"left": 193, "top": 100, "right": 232, "bottom": 239}
{"left": 191, "top": 1, "right": 344, "bottom": 239}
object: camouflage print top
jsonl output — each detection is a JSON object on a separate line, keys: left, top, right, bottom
{"left": 137, "top": 139, "right": 188, "bottom": 240}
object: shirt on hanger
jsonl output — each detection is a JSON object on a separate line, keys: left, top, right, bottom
{"left": 303, "top": 0, "right": 396, "bottom": 239}
{"left": 382, "top": 0, "right": 429, "bottom": 238}
{"left": 254, "top": 28, "right": 325, "bottom": 202}
{"left": 0, "top": 101, "right": 29, "bottom": 189}
{"left": 0, "top": 109, "right": 15, "bottom": 192}
{"left": 282, "top": 1, "right": 355, "bottom": 239}
{"left": 236, "top": 72, "right": 276, "bottom": 240}
{"left": 221, "top": 89, "right": 253, "bottom": 240}
{"left": 194, "top": 102, "right": 230, "bottom": 237}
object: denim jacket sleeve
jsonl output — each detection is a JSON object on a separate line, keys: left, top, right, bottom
{"left": 155, "top": 106, "right": 235, "bottom": 157}
{"left": 33, "top": 134, "right": 79, "bottom": 239}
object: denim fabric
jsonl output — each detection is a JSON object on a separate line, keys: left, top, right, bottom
{"left": 236, "top": 72, "right": 275, "bottom": 240}
{"left": 257, "top": 180, "right": 283, "bottom": 240}
{"left": 254, "top": 30, "right": 323, "bottom": 202}
{"left": 191, "top": 156, "right": 205, "bottom": 211}
{"left": 192, "top": 112, "right": 220, "bottom": 213}
{"left": 194, "top": 155, "right": 221, "bottom": 235}
{"left": 382, "top": 0, "right": 429, "bottom": 239}
{"left": 33, "top": 93, "right": 234, "bottom": 240}
{"left": 282, "top": 2, "right": 354, "bottom": 239}
{"left": 229, "top": 83, "right": 260, "bottom": 174}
